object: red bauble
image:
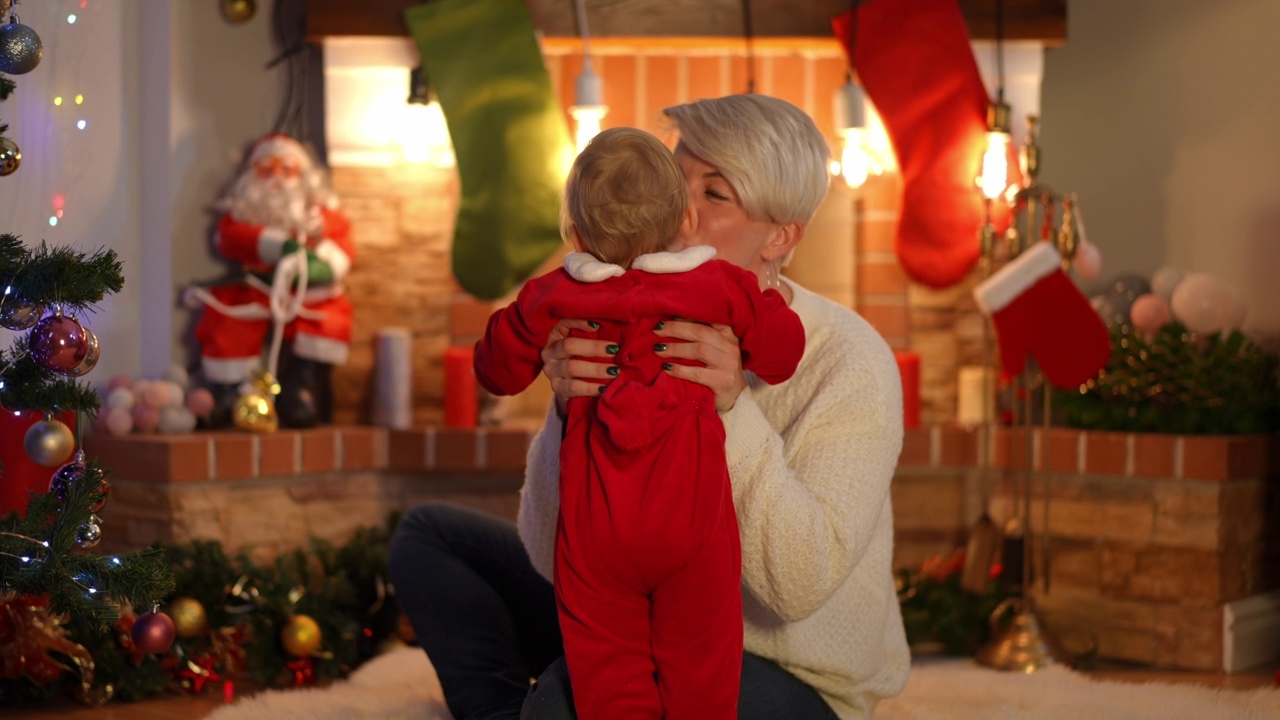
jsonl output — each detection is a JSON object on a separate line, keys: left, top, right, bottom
{"left": 28, "top": 313, "right": 89, "bottom": 374}
{"left": 132, "top": 611, "right": 176, "bottom": 654}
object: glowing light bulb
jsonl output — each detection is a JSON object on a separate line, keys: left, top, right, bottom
{"left": 77, "top": 120, "right": 87, "bottom": 130}
{"left": 68, "top": 14, "right": 78, "bottom": 24}
{"left": 400, "top": 99, "right": 455, "bottom": 166}
{"left": 49, "top": 216, "right": 58, "bottom": 227}
{"left": 978, "top": 130, "right": 1012, "bottom": 201}
{"left": 53, "top": 96, "right": 63, "bottom": 106}
{"left": 571, "top": 61, "right": 607, "bottom": 154}
{"left": 75, "top": 94, "right": 84, "bottom": 105}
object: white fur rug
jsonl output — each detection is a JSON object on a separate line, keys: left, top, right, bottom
{"left": 206, "top": 649, "right": 1280, "bottom": 720}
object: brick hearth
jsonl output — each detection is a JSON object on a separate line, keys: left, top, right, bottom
{"left": 87, "top": 424, "right": 1279, "bottom": 672}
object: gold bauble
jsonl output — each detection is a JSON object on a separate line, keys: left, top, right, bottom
{"left": 220, "top": 0, "right": 256, "bottom": 24}
{"left": 232, "top": 389, "right": 278, "bottom": 433}
{"left": 23, "top": 417, "right": 75, "bottom": 467}
{"left": 168, "top": 596, "right": 209, "bottom": 639}
{"left": 280, "top": 614, "right": 322, "bottom": 658}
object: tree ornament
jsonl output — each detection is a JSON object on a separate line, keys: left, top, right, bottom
{"left": 29, "top": 312, "right": 90, "bottom": 374}
{"left": 232, "top": 371, "right": 280, "bottom": 433}
{"left": 178, "top": 654, "right": 221, "bottom": 694}
{"left": 0, "top": 136, "right": 20, "bottom": 176}
{"left": 24, "top": 415, "right": 75, "bottom": 467}
{"left": 0, "top": 298, "right": 40, "bottom": 330}
{"left": 280, "top": 614, "right": 322, "bottom": 657}
{"left": 48, "top": 453, "right": 110, "bottom": 511}
{"left": 0, "top": 15, "right": 41, "bottom": 75}
{"left": 131, "top": 610, "right": 176, "bottom": 654}
{"left": 169, "top": 596, "right": 209, "bottom": 639}
{"left": 62, "top": 326, "right": 101, "bottom": 377}
{"left": 75, "top": 515, "right": 102, "bottom": 549}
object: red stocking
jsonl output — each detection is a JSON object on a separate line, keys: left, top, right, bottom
{"left": 834, "top": 0, "right": 994, "bottom": 289}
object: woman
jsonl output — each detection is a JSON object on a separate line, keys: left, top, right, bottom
{"left": 389, "top": 94, "right": 909, "bottom": 720}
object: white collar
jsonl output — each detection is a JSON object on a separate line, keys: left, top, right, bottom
{"left": 564, "top": 246, "right": 718, "bottom": 283}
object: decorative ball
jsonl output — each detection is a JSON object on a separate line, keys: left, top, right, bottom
{"left": 1170, "top": 272, "right": 1243, "bottom": 335}
{"left": 221, "top": 0, "right": 257, "bottom": 24}
{"left": 164, "top": 365, "right": 191, "bottom": 389}
{"left": 0, "top": 299, "right": 41, "bottom": 330}
{"left": 165, "top": 381, "right": 186, "bottom": 408}
{"left": 107, "top": 374, "right": 133, "bottom": 392}
{"left": 132, "top": 404, "right": 161, "bottom": 433}
{"left": 106, "top": 386, "right": 136, "bottom": 410}
{"left": 0, "top": 136, "right": 20, "bottom": 176}
{"left": 1130, "top": 293, "right": 1172, "bottom": 336}
{"left": 48, "top": 456, "right": 85, "bottom": 503}
{"left": 1071, "top": 239, "right": 1102, "bottom": 281}
{"left": 233, "top": 389, "right": 278, "bottom": 433}
{"left": 280, "top": 614, "right": 322, "bottom": 657}
{"left": 186, "top": 387, "right": 215, "bottom": 417}
{"left": 0, "top": 19, "right": 43, "bottom": 74}
{"left": 61, "top": 327, "right": 100, "bottom": 378}
{"left": 132, "top": 611, "right": 176, "bottom": 654}
{"left": 139, "top": 380, "right": 171, "bottom": 409}
{"left": 157, "top": 406, "right": 197, "bottom": 434}
{"left": 75, "top": 518, "right": 102, "bottom": 549}
{"left": 29, "top": 313, "right": 89, "bottom": 374}
{"left": 106, "top": 407, "right": 133, "bottom": 436}
{"left": 168, "top": 597, "right": 209, "bottom": 639}
{"left": 1151, "top": 265, "right": 1184, "bottom": 302}
{"left": 1090, "top": 294, "right": 1124, "bottom": 328}
{"left": 24, "top": 417, "right": 75, "bottom": 467}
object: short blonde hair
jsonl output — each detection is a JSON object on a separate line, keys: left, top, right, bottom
{"left": 561, "top": 127, "right": 688, "bottom": 268}
{"left": 662, "top": 95, "right": 830, "bottom": 225}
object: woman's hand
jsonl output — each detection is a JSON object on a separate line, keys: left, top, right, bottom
{"left": 542, "top": 319, "right": 615, "bottom": 415}
{"left": 654, "top": 320, "right": 746, "bottom": 413}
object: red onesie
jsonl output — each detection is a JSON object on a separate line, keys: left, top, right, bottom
{"left": 474, "top": 247, "right": 805, "bottom": 720}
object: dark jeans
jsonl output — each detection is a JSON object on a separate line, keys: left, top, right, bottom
{"left": 389, "top": 502, "right": 838, "bottom": 720}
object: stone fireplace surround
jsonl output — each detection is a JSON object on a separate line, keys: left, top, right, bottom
{"left": 86, "top": 424, "right": 1279, "bottom": 674}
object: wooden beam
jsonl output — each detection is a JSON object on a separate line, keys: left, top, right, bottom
{"left": 307, "top": 0, "right": 1066, "bottom": 45}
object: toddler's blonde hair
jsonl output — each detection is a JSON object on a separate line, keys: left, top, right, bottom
{"left": 561, "top": 127, "right": 688, "bottom": 268}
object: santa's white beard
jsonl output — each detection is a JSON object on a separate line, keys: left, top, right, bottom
{"left": 221, "top": 174, "right": 313, "bottom": 232}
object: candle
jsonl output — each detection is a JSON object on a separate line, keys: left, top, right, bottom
{"left": 957, "top": 365, "right": 997, "bottom": 428}
{"left": 444, "top": 345, "right": 478, "bottom": 428}
{"left": 373, "top": 328, "right": 413, "bottom": 429}
{"left": 895, "top": 351, "right": 921, "bottom": 429}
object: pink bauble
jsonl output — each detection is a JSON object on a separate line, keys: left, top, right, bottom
{"left": 1072, "top": 239, "right": 1103, "bottom": 281}
{"left": 140, "top": 380, "right": 170, "bottom": 409}
{"left": 132, "top": 611, "right": 176, "bottom": 655}
{"left": 1170, "top": 272, "right": 1239, "bottom": 335}
{"left": 1129, "top": 294, "right": 1172, "bottom": 335}
{"left": 186, "top": 387, "right": 215, "bottom": 417}
{"left": 107, "top": 374, "right": 133, "bottom": 392}
{"left": 132, "top": 404, "right": 161, "bottom": 433}
{"left": 107, "top": 407, "right": 134, "bottom": 437}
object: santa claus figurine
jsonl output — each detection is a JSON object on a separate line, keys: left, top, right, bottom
{"left": 193, "top": 133, "right": 354, "bottom": 428}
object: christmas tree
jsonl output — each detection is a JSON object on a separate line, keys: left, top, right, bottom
{"left": 1, "top": 7, "right": 174, "bottom": 702}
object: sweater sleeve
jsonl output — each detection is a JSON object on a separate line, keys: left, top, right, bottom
{"left": 722, "top": 339, "right": 903, "bottom": 621}
{"left": 728, "top": 268, "right": 805, "bottom": 385}
{"left": 516, "top": 402, "right": 562, "bottom": 581}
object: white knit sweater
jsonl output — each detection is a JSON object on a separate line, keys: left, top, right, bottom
{"left": 518, "top": 277, "right": 910, "bottom": 719}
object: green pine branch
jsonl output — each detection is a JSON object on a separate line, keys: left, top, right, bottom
{"left": 1, "top": 234, "right": 125, "bottom": 310}
{"left": 0, "top": 461, "right": 175, "bottom": 633}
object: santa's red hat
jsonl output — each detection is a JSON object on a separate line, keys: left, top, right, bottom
{"left": 247, "top": 133, "right": 312, "bottom": 168}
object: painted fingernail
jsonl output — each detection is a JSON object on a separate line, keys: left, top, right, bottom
{"left": 662, "top": 363, "right": 673, "bottom": 371}
{"left": 653, "top": 343, "right": 667, "bottom": 352}
{"left": 598, "top": 384, "right": 606, "bottom": 393}
{"left": 606, "top": 366, "right": 619, "bottom": 376}
{"left": 606, "top": 344, "right": 620, "bottom": 355}
{"left": 587, "top": 320, "right": 600, "bottom": 329}
{"left": 653, "top": 321, "right": 665, "bottom": 331}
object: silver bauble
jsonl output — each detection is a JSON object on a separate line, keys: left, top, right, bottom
{"left": 0, "top": 20, "right": 43, "bottom": 75}
{"left": 0, "top": 136, "right": 20, "bottom": 176}
{"left": 76, "top": 515, "right": 103, "bottom": 549}
{"left": 24, "top": 417, "right": 75, "bottom": 467}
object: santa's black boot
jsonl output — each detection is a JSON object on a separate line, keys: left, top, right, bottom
{"left": 276, "top": 358, "right": 334, "bottom": 428}
{"left": 203, "top": 382, "right": 243, "bottom": 429}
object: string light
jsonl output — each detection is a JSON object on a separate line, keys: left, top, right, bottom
{"left": 75, "top": 94, "right": 84, "bottom": 105}
{"left": 48, "top": 216, "right": 58, "bottom": 227}
{"left": 67, "top": 14, "right": 78, "bottom": 24}
{"left": 76, "top": 120, "right": 87, "bottom": 130}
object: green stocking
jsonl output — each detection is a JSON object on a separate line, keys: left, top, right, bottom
{"left": 405, "top": 0, "right": 573, "bottom": 300}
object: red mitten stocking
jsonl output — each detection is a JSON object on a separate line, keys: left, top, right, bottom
{"left": 974, "top": 243, "right": 1111, "bottom": 389}
{"left": 833, "top": 0, "right": 991, "bottom": 289}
